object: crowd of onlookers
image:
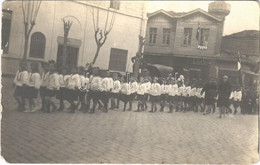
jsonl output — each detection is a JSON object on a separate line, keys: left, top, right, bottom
{"left": 12, "top": 60, "right": 259, "bottom": 117}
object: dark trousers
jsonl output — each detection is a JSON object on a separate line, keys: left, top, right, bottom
{"left": 78, "top": 91, "right": 86, "bottom": 110}
{"left": 160, "top": 94, "right": 167, "bottom": 111}
{"left": 100, "top": 91, "right": 110, "bottom": 112}
{"left": 90, "top": 90, "right": 100, "bottom": 113}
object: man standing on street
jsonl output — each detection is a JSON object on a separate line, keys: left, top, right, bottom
{"left": 217, "top": 75, "right": 232, "bottom": 118}
{"left": 201, "top": 77, "right": 217, "bottom": 115}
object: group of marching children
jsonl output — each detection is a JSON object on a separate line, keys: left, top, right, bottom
{"left": 141, "top": 74, "right": 206, "bottom": 113}
{"left": 13, "top": 60, "right": 242, "bottom": 114}
{"left": 13, "top": 60, "right": 89, "bottom": 113}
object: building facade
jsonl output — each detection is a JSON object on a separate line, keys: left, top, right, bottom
{"left": 221, "top": 30, "right": 259, "bottom": 92}
{"left": 143, "top": 1, "right": 259, "bottom": 89}
{"left": 1, "top": 1, "right": 147, "bottom": 75}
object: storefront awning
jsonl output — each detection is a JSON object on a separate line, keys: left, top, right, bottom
{"left": 147, "top": 64, "right": 174, "bottom": 77}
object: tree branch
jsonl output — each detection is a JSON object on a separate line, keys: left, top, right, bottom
{"left": 94, "top": 29, "right": 99, "bottom": 45}
{"left": 98, "top": 30, "right": 103, "bottom": 45}
{"left": 90, "top": 7, "right": 97, "bottom": 31}
{"left": 100, "top": 33, "right": 108, "bottom": 47}
{"left": 33, "top": 0, "right": 42, "bottom": 22}
{"left": 27, "top": 22, "right": 35, "bottom": 37}
{"left": 22, "top": 0, "right": 26, "bottom": 23}
{"left": 104, "top": 7, "right": 110, "bottom": 34}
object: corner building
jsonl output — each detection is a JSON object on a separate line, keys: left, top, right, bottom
{"left": 2, "top": 1, "right": 147, "bottom": 75}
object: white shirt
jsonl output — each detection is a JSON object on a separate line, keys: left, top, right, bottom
{"left": 169, "top": 84, "right": 178, "bottom": 96}
{"left": 229, "top": 91, "right": 234, "bottom": 100}
{"left": 109, "top": 78, "right": 114, "bottom": 90}
{"left": 179, "top": 86, "right": 185, "bottom": 96}
{"left": 46, "top": 72, "right": 60, "bottom": 90}
{"left": 101, "top": 77, "right": 112, "bottom": 92}
{"left": 184, "top": 86, "right": 191, "bottom": 97}
{"left": 91, "top": 76, "right": 102, "bottom": 91}
{"left": 144, "top": 82, "right": 151, "bottom": 94}
{"left": 161, "top": 84, "right": 169, "bottom": 94}
{"left": 67, "top": 74, "right": 80, "bottom": 90}
{"left": 14, "top": 70, "right": 29, "bottom": 86}
{"left": 137, "top": 83, "right": 146, "bottom": 95}
{"left": 233, "top": 91, "right": 242, "bottom": 101}
{"left": 149, "top": 83, "right": 161, "bottom": 96}
{"left": 27, "top": 72, "right": 41, "bottom": 89}
{"left": 41, "top": 72, "right": 50, "bottom": 87}
{"left": 84, "top": 77, "right": 90, "bottom": 91}
{"left": 59, "top": 74, "right": 70, "bottom": 88}
{"left": 196, "top": 88, "right": 204, "bottom": 98}
{"left": 112, "top": 80, "right": 121, "bottom": 93}
{"left": 121, "top": 83, "right": 131, "bottom": 95}
{"left": 130, "top": 81, "right": 138, "bottom": 94}
{"left": 190, "top": 87, "right": 197, "bottom": 97}
{"left": 79, "top": 75, "right": 89, "bottom": 91}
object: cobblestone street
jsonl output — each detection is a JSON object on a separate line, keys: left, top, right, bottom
{"left": 1, "top": 78, "right": 259, "bottom": 164}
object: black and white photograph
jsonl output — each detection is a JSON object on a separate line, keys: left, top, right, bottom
{"left": 1, "top": 0, "right": 259, "bottom": 164}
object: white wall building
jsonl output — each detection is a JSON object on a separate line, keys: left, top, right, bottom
{"left": 2, "top": 0, "right": 147, "bottom": 74}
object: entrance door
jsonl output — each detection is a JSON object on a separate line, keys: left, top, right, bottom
{"left": 56, "top": 44, "right": 79, "bottom": 69}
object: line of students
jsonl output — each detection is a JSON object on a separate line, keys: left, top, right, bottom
{"left": 13, "top": 60, "right": 242, "bottom": 114}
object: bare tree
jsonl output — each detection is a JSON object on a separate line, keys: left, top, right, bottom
{"left": 21, "top": 0, "right": 42, "bottom": 59}
{"left": 132, "top": 35, "right": 145, "bottom": 79}
{"left": 90, "top": 6, "right": 116, "bottom": 64}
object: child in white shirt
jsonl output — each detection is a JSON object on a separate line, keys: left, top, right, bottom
{"left": 56, "top": 66, "right": 70, "bottom": 111}
{"left": 177, "top": 79, "right": 185, "bottom": 112}
{"left": 25, "top": 62, "right": 41, "bottom": 112}
{"left": 159, "top": 78, "right": 168, "bottom": 112}
{"left": 78, "top": 66, "right": 88, "bottom": 112}
{"left": 45, "top": 61, "right": 60, "bottom": 113}
{"left": 89, "top": 67, "right": 102, "bottom": 113}
{"left": 233, "top": 87, "right": 242, "bottom": 115}
{"left": 143, "top": 79, "right": 151, "bottom": 111}
{"left": 136, "top": 81, "right": 146, "bottom": 112}
{"left": 13, "top": 60, "right": 29, "bottom": 111}
{"left": 184, "top": 84, "right": 191, "bottom": 112}
{"left": 100, "top": 70, "right": 112, "bottom": 112}
{"left": 120, "top": 76, "right": 131, "bottom": 111}
{"left": 39, "top": 62, "right": 50, "bottom": 112}
{"left": 189, "top": 83, "right": 197, "bottom": 111}
{"left": 66, "top": 67, "right": 80, "bottom": 113}
{"left": 129, "top": 78, "right": 138, "bottom": 111}
{"left": 149, "top": 77, "right": 161, "bottom": 112}
{"left": 110, "top": 73, "right": 121, "bottom": 110}
{"left": 168, "top": 83, "right": 178, "bottom": 113}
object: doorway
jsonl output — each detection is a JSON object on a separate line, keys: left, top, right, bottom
{"left": 56, "top": 44, "right": 79, "bottom": 69}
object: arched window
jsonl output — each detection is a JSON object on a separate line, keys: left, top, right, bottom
{"left": 29, "top": 32, "right": 46, "bottom": 58}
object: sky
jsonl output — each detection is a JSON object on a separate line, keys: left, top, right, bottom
{"left": 147, "top": 1, "right": 259, "bottom": 35}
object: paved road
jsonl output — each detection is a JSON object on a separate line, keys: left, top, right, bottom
{"left": 1, "top": 108, "right": 258, "bottom": 164}
{"left": 1, "top": 78, "right": 259, "bottom": 164}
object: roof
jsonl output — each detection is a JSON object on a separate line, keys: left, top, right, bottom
{"left": 223, "top": 30, "right": 260, "bottom": 38}
{"left": 147, "top": 8, "right": 222, "bottom": 21}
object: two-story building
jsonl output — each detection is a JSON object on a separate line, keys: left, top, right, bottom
{"left": 144, "top": 1, "right": 232, "bottom": 83}
{"left": 2, "top": 1, "right": 147, "bottom": 75}
{"left": 220, "top": 30, "right": 259, "bottom": 92}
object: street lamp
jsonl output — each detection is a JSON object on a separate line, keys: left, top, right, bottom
{"left": 61, "top": 18, "right": 73, "bottom": 67}
{"left": 61, "top": 15, "right": 82, "bottom": 67}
